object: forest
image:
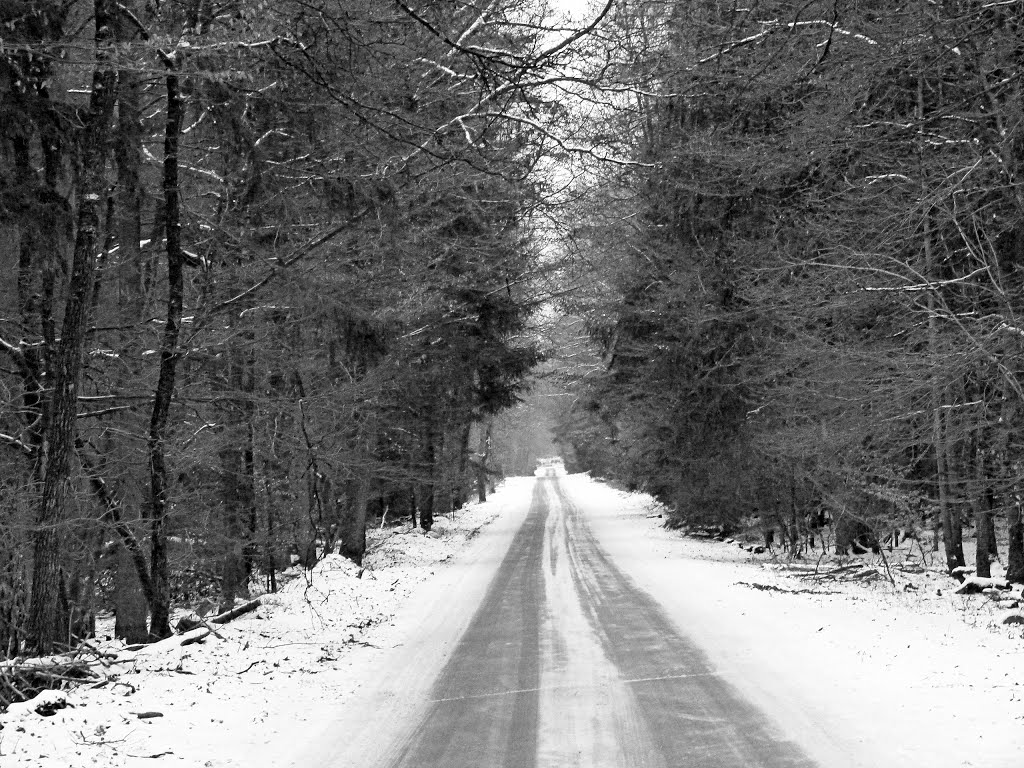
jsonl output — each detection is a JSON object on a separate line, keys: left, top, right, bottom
{"left": 3, "top": 0, "right": 1024, "bottom": 667}
{"left": 553, "top": 0, "right": 1024, "bottom": 588}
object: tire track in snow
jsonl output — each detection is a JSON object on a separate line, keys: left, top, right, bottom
{"left": 552, "top": 478, "right": 817, "bottom": 768}
{"left": 384, "top": 481, "right": 546, "bottom": 768}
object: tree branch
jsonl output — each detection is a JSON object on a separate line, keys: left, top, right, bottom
{"left": 0, "top": 432, "right": 35, "bottom": 457}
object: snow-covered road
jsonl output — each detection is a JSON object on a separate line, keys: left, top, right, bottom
{"left": 300, "top": 474, "right": 1024, "bottom": 768}
{"left": 340, "top": 475, "right": 813, "bottom": 767}
{"left": 4, "top": 473, "right": 1024, "bottom": 767}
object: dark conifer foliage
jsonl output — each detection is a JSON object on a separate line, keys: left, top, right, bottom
{"left": 555, "top": 0, "right": 1024, "bottom": 578}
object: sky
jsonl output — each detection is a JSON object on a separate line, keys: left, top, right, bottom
{"left": 553, "top": 0, "right": 596, "bottom": 21}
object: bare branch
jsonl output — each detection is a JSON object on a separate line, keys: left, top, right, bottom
{"left": 0, "top": 432, "right": 35, "bottom": 457}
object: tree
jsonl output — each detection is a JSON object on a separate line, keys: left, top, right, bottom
{"left": 556, "top": 0, "right": 1024, "bottom": 579}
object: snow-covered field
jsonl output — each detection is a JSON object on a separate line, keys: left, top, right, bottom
{"left": 3, "top": 473, "right": 1024, "bottom": 768}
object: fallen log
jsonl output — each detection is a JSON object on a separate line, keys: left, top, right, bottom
{"left": 955, "top": 576, "right": 1011, "bottom": 595}
{"left": 209, "top": 598, "right": 261, "bottom": 625}
{"left": 179, "top": 629, "right": 211, "bottom": 647}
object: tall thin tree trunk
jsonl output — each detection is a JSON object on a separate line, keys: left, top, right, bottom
{"left": 975, "top": 509, "right": 994, "bottom": 579}
{"left": 941, "top": 410, "right": 965, "bottom": 572}
{"left": 219, "top": 443, "right": 247, "bottom": 612}
{"left": 28, "top": 1, "right": 118, "bottom": 654}
{"left": 789, "top": 473, "right": 801, "bottom": 557}
{"left": 969, "top": 436, "right": 988, "bottom": 577}
{"left": 477, "top": 418, "right": 492, "bottom": 503}
{"left": 113, "top": 59, "right": 145, "bottom": 319}
{"left": 919, "top": 72, "right": 963, "bottom": 576}
{"left": 971, "top": 437, "right": 994, "bottom": 579}
{"left": 261, "top": 467, "right": 279, "bottom": 593}
{"left": 146, "top": 66, "right": 185, "bottom": 640}
{"left": 243, "top": 420, "right": 258, "bottom": 583}
{"left": 219, "top": 348, "right": 256, "bottom": 612}
{"left": 419, "top": 421, "right": 437, "bottom": 532}
{"left": 934, "top": 391, "right": 963, "bottom": 574}
{"left": 974, "top": 448, "right": 991, "bottom": 581}
{"left": 453, "top": 420, "right": 472, "bottom": 511}
{"left": 1008, "top": 506, "right": 1024, "bottom": 583}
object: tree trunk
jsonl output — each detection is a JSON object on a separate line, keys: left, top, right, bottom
{"left": 418, "top": 422, "right": 437, "bottom": 532}
{"left": 145, "top": 67, "right": 186, "bottom": 641}
{"left": 28, "top": 1, "right": 119, "bottom": 654}
{"left": 339, "top": 417, "right": 378, "bottom": 565}
{"left": 936, "top": 414, "right": 964, "bottom": 574}
{"left": 262, "top": 470, "right": 279, "bottom": 593}
{"left": 789, "top": 472, "right": 801, "bottom": 556}
{"left": 453, "top": 420, "right": 473, "bottom": 511}
{"left": 476, "top": 418, "right": 492, "bottom": 503}
{"left": 113, "top": 546, "right": 149, "bottom": 644}
{"left": 975, "top": 509, "right": 994, "bottom": 579}
{"left": 436, "top": 426, "right": 453, "bottom": 519}
{"left": 243, "top": 422, "right": 258, "bottom": 583}
{"left": 113, "top": 62, "right": 146, "bottom": 319}
{"left": 219, "top": 443, "right": 248, "bottom": 613}
{"left": 417, "top": 481, "right": 435, "bottom": 533}
{"left": 338, "top": 474, "right": 372, "bottom": 566}
{"left": 12, "top": 137, "right": 49, "bottom": 486}
{"left": 219, "top": 348, "right": 256, "bottom": 613}
{"left": 970, "top": 434, "right": 994, "bottom": 579}
{"left": 1008, "top": 504, "right": 1024, "bottom": 583}
{"left": 937, "top": 411, "right": 962, "bottom": 573}
{"left": 921, "top": 71, "right": 962, "bottom": 575}
{"left": 985, "top": 498, "right": 999, "bottom": 559}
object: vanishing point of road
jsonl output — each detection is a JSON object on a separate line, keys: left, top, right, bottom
{"left": 380, "top": 475, "right": 816, "bottom": 768}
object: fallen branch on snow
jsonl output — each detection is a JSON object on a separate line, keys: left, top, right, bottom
{"left": 209, "top": 598, "right": 261, "bottom": 624}
{"left": 0, "top": 660, "right": 100, "bottom": 712}
{"left": 955, "top": 576, "right": 1011, "bottom": 595}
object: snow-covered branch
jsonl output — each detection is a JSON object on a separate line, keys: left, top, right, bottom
{"left": 0, "top": 432, "right": 35, "bottom": 457}
{"left": 697, "top": 17, "right": 877, "bottom": 65}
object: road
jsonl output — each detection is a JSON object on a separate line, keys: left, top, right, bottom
{"left": 378, "top": 476, "right": 817, "bottom": 768}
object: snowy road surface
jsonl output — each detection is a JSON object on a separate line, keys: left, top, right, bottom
{"left": 309, "top": 476, "right": 814, "bottom": 768}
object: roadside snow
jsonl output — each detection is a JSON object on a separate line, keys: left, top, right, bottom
{"left": 570, "top": 473, "right": 1024, "bottom": 768}
{"left": 0, "top": 479, "right": 533, "bottom": 768}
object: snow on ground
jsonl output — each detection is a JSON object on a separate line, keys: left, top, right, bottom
{"left": 0, "top": 478, "right": 534, "bottom": 768}
{"left": 572, "top": 473, "right": 1024, "bottom": 768}
{"left": 4, "top": 471, "right": 1024, "bottom": 768}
